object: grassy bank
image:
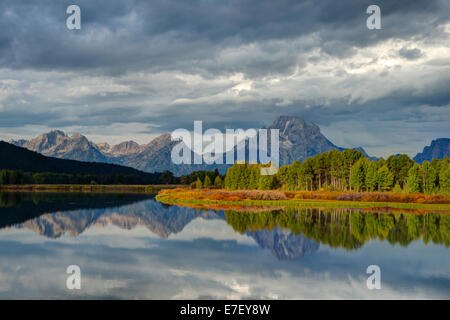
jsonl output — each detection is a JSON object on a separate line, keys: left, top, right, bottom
{"left": 156, "top": 188, "right": 450, "bottom": 212}
{"left": 0, "top": 184, "right": 184, "bottom": 194}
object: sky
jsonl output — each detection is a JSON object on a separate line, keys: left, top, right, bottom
{"left": 0, "top": 0, "right": 448, "bottom": 158}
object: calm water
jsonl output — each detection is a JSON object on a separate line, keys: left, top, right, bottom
{"left": 0, "top": 192, "right": 448, "bottom": 299}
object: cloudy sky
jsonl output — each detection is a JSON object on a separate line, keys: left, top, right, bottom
{"left": 0, "top": 0, "right": 448, "bottom": 157}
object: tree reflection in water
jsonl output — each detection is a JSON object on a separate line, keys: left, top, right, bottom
{"left": 225, "top": 208, "right": 449, "bottom": 250}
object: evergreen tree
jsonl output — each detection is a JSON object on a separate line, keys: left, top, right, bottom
{"left": 386, "top": 154, "right": 414, "bottom": 188}
{"left": 0, "top": 170, "right": 7, "bottom": 184}
{"left": 249, "top": 165, "right": 260, "bottom": 189}
{"left": 236, "top": 164, "right": 246, "bottom": 189}
{"left": 365, "top": 160, "right": 378, "bottom": 191}
{"left": 350, "top": 158, "right": 367, "bottom": 191}
{"left": 214, "top": 176, "right": 223, "bottom": 188}
{"left": 392, "top": 183, "right": 402, "bottom": 193}
{"left": 439, "top": 158, "right": 450, "bottom": 193}
{"left": 203, "top": 175, "right": 212, "bottom": 188}
{"left": 406, "top": 163, "right": 423, "bottom": 193}
{"left": 195, "top": 178, "right": 203, "bottom": 189}
{"left": 342, "top": 149, "right": 364, "bottom": 190}
{"left": 300, "top": 158, "right": 315, "bottom": 191}
{"left": 160, "top": 170, "right": 174, "bottom": 184}
{"left": 258, "top": 175, "right": 278, "bottom": 190}
{"left": 224, "top": 173, "right": 231, "bottom": 189}
{"left": 377, "top": 166, "right": 393, "bottom": 191}
{"left": 289, "top": 161, "right": 302, "bottom": 190}
{"left": 276, "top": 165, "right": 290, "bottom": 189}
{"left": 421, "top": 161, "right": 438, "bottom": 194}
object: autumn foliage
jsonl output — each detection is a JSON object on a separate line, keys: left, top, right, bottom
{"left": 285, "top": 191, "right": 449, "bottom": 204}
{"left": 159, "top": 188, "right": 450, "bottom": 204}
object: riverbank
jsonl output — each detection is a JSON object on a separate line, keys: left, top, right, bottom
{"left": 0, "top": 184, "right": 183, "bottom": 194}
{"left": 156, "top": 188, "right": 450, "bottom": 212}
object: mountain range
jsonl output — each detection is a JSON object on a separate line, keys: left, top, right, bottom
{"left": 7, "top": 116, "right": 449, "bottom": 175}
{"left": 413, "top": 138, "right": 450, "bottom": 164}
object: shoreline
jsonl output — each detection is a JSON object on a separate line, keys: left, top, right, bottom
{"left": 155, "top": 188, "right": 450, "bottom": 212}
{"left": 0, "top": 184, "right": 183, "bottom": 194}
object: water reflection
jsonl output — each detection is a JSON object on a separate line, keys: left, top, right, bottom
{"left": 1, "top": 193, "right": 320, "bottom": 259}
{"left": 0, "top": 192, "right": 153, "bottom": 229}
{"left": 226, "top": 209, "right": 449, "bottom": 250}
{"left": 0, "top": 192, "right": 448, "bottom": 299}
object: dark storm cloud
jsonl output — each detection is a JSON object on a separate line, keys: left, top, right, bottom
{"left": 0, "top": 0, "right": 448, "bottom": 156}
{"left": 0, "top": 0, "right": 447, "bottom": 75}
{"left": 398, "top": 47, "right": 424, "bottom": 60}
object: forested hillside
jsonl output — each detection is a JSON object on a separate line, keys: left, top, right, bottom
{"left": 0, "top": 141, "right": 162, "bottom": 184}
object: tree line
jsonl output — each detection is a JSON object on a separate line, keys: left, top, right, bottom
{"left": 0, "top": 170, "right": 167, "bottom": 185}
{"left": 181, "top": 169, "right": 225, "bottom": 189}
{"left": 223, "top": 149, "right": 450, "bottom": 194}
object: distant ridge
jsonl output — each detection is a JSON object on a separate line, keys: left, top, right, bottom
{"left": 413, "top": 138, "right": 450, "bottom": 164}
{"left": 9, "top": 130, "right": 108, "bottom": 162}
{"left": 0, "top": 141, "right": 160, "bottom": 182}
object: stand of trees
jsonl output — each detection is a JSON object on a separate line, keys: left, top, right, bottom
{"left": 0, "top": 170, "right": 169, "bottom": 185}
{"left": 180, "top": 169, "right": 225, "bottom": 189}
{"left": 223, "top": 150, "right": 450, "bottom": 194}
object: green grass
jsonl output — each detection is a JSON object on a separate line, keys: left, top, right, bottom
{"left": 156, "top": 194, "right": 450, "bottom": 211}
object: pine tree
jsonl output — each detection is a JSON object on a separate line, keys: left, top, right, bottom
{"left": 289, "top": 161, "right": 302, "bottom": 190}
{"left": 195, "top": 178, "right": 203, "bottom": 189}
{"left": 365, "top": 160, "right": 378, "bottom": 191}
{"left": 377, "top": 165, "right": 393, "bottom": 191}
{"left": 276, "top": 165, "right": 290, "bottom": 189}
{"left": 249, "top": 165, "right": 259, "bottom": 189}
{"left": 421, "top": 161, "right": 438, "bottom": 194}
{"left": 439, "top": 158, "right": 450, "bottom": 193}
{"left": 392, "top": 182, "right": 402, "bottom": 193}
{"left": 258, "top": 175, "right": 278, "bottom": 190}
{"left": 203, "top": 175, "right": 212, "bottom": 188}
{"left": 0, "top": 170, "right": 7, "bottom": 185}
{"left": 406, "top": 163, "right": 423, "bottom": 194}
{"left": 342, "top": 149, "right": 364, "bottom": 191}
{"left": 224, "top": 173, "right": 230, "bottom": 189}
{"left": 350, "top": 158, "right": 367, "bottom": 191}
{"left": 300, "top": 158, "right": 315, "bottom": 191}
{"left": 386, "top": 154, "right": 414, "bottom": 188}
{"left": 214, "top": 176, "right": 223, "bottom": 188}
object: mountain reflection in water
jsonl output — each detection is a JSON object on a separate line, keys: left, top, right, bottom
{"left": 0, "top": 192, "right": 448, "bottom": 258}
{"left": 0, "top": 192, "right": 321, "bottom": 259}
{"left": 0, "top": 192, "right": 448, "bottom": 299}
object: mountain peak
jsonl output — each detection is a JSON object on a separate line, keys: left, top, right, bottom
{"left": 142, "top": 133, "right": 172, "bottom": 148}
{"left": 96, "top": 142, "right": 111, "bottom": 152}
{"left": 267, "top": 116, "right": 338, "bottom": 164}
{"left": 108, "top": 140, "right": 141, "bottom": 156}
{"left": 270, "top": 116, "right": 321, "bottom": 139}
{"left": 15, "top": 130, "right": 107, "bottom": 162}
{"left": 413, "top": 138, "right": 450, "bottom": 163}
{"left": 42, "top": 130, "right": 66, "bottom": 139}
{"left": 50, "top": 129, "right": 66, "bottom": 135}
{"left": 71, "top": 132, "right": 84, "bottom": 139}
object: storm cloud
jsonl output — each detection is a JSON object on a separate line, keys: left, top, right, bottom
{"left": 0, "top": 0, "right": 448, "bottom": 157}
